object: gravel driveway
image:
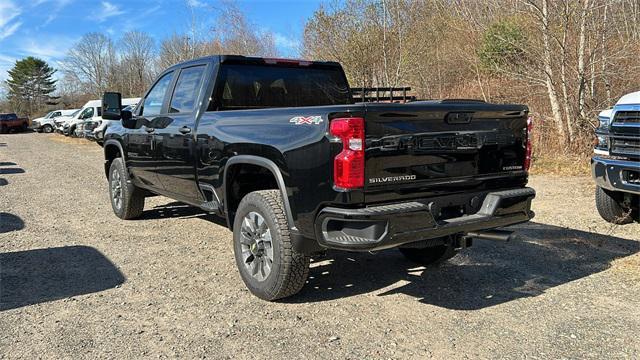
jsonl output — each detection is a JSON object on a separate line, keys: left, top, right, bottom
{"left": 1, "top": 132, "right": 639, "bottom": 359}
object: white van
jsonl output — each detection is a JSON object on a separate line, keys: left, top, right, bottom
{"left": 91, "top": 97, "right": 140, "bottom": 141}
{"left": 31, "top": 109, "right": 79, "bottom": 133}
{"left": 59, "top": 100, "right": 102, "bottom": 136}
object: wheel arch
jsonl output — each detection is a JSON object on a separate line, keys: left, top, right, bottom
{"left": 103, "top": 139, "right": 126, "bottom": 179}
{"left": 223, "top": 155, "right": 296, "bottom": 231}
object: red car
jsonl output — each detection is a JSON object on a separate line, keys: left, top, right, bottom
{"left": 0, "top": 113, "right": 29, "bottom": 133}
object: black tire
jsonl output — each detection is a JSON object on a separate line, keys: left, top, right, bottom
{"left": 399, "top": 241, "right": 458, "bottom": 266}
{"left": 233, "top": 190, "right": 310, "bottom": 301}
{"left": 42, "top": 124, "right": 53, "bottom": 133}
{"left": 0, "top": 125, "right": 6, "bottom": 134}
{"left": 108, "top": 157, "right": 145, "bottom": 220}
{"left": 595, "top": 186, "right": 633, "bottom": 224}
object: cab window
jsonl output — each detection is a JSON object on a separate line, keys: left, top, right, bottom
{"left": 79, "top": 107, "right": 94, "bottom": 119}
{"left": 169, "top": 66, "right": 205, "bottom": 113}
{"left": 142, "top": 72, "right": 174, "bottom": 116}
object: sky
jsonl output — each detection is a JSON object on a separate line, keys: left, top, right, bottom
{"left": 0, "top": 0, "right": 323, "bottom": 82}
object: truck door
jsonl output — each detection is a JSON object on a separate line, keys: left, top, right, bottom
{"left": 154, "top": 64, "right": 208, "bottom": 201}
{"left": 127, "top": 70, "right": 175, "bottom": 189}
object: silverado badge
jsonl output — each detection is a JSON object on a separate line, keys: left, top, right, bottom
{"left": 289, "top": 116, "right": 323, "bottom": 125}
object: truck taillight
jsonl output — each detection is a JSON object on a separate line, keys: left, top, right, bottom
{"left": 330, "top": 117, "right": 365, "bottom": 189}
{"left": 524, "top": 117, "right": 533, "bottom": 171}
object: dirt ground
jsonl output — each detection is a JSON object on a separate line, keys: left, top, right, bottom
{"left": 1, "top": 132, "right": 639, "bottom": 359}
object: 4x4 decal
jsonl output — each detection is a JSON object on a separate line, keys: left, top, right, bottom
{"left": 289, "top": 116, "right": 323, "bottom": 125}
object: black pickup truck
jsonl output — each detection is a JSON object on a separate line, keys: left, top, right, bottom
{"left": 101, "top": 55, "right": 535, "bottom": 300}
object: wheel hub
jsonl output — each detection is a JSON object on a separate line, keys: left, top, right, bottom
{"left": 239, "top": 211, "right": 274, "bottom": 282}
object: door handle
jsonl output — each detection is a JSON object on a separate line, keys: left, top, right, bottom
{"left": 179, "top": 126, "right": 192, "bottom": 134}
{"left": 145, "top": 127, "right": 155, "bottom": 133}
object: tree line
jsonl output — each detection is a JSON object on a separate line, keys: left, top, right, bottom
{"left": 303, "top": 0, "right": 640, "bottom": 155}
{"left": 3, "top": 0, "right": 639, "bottom": 159}
{"left": 58, "top": 1, "right": 276, "bottom": 102}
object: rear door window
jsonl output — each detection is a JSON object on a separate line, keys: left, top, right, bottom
{"left": 169, "top": 65, "right": 206, "bottom": 113}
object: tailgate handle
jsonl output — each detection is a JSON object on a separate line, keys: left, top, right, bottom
{"left": 446, "top": 112, "right": 473, "bottom": 124}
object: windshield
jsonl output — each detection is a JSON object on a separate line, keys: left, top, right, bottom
{"left": 44, "top": 111, "right": 53, "bottom": 119}
{"left": 211, "top": 64, "right": 353, "bottom": 110}
{"left": 69, "top": 109, "right": 80, "bottom": 117}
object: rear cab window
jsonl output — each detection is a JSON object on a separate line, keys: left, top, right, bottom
{"left": 209, "top": 63, "right": 353, "bottom": 111}
{"left": 0, "top": 113, "right": 18, "bottom": 121}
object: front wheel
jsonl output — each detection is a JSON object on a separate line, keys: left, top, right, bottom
{"left": 108, "top": 158, "right": 145, "bottom": 219}
{"left": 233, "top": 190, "right": 310, "bottom": 301}
{"left": 595, "top": 186, "right": 633, "bottom": 224}
{"left": 42, "top": 124, "right": 53, "bottom": 133}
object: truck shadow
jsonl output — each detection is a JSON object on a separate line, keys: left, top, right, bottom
{"left": 0, "top": 246, "right": 125, "bottom": 311}
{"left": 0, "top": 178, "right": 7, "bottom": 186}
{"left": 141, "top": 201, "right": 227, "bottom": 226}
{"left": 290, "top": 222, "right": 639, "bottom": 309}
{"left": 0, "top": 212, "right": 24, "bottom": 233}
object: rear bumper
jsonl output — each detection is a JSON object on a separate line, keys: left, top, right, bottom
{"left": 313, "top": 187, "right": 535, "bottom": 251}
{"left": 592, "top": 156, "right": 640, "bottom": 195}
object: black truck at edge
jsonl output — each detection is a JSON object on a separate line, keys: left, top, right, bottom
{"left": 101, "top": 55, "right": 536, "bottom": 300}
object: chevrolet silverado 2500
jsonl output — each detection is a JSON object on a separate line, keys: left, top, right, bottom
{"left": 101, "top": 55, "right": 535, "bottom": 300}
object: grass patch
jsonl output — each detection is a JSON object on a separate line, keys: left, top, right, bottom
{"left": 47, "top": 134, "right": 95, "bottom": 146}
{"left": 529, "top": 155, "right": 591, "bottom": 176}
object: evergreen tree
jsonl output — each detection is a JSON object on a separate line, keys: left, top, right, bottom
{"left": 5, "top": 57, "right": 57, "bottom": 116}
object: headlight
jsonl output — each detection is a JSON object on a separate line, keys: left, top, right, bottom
{"left": 598, "top": 116, "right": 610, "bottom": 130}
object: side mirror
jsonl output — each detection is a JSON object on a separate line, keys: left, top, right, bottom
{"left": 102, "top": 92, "right": 122, "bottom": 120}
{"left": 121, "top": 110, "right": 137, "bottom": 129}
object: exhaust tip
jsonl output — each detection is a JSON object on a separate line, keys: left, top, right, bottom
{"left": 465, "top": 229, "right": 515, "bottom": 242}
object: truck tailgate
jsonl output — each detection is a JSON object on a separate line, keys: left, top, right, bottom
{"left": 363, "top": 101, "right": 529, "bottom": 202}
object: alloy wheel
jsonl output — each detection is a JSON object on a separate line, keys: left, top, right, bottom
{"left": 110, "top": 169, "right": 123, "bottom": 210}
{"left": 239, "top": 211, "right": 274, "bottom": 282}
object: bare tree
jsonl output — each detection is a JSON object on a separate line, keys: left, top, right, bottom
{"left": 63, "top": 32, "right": 116, "bottom": 97}
{"left": 119, "top": 31, "right": 156, "bottom": 97}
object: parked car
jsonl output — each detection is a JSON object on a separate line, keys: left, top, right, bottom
{"left": 31, "top": 109, "right": 78, "bottom": 133}
{"left": 592, "top": 90, "right": 640, "bottom": 224}
{"left": 54, "top": 109, "right": 80, "bottom": 133}
{"left": 102, "top": 55, "right": 535, "bottom": 300}
{"left": 0, "top": 113, "right": 29, "bottom": 133}
{"left": 59, "top": 100, "right": 102, "bottom": 136}
{"left": 92, "top": 99, "right": 140, "bottom": 143}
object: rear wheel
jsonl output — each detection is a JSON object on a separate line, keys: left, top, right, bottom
{"left": 42, "top": 124, "right": 53, "bottom": 133}
{"left": 595, "top": 186, "right": 633, "bottom": 224}
{"left": 108, "top": 157, "right": 145, "bottom": 219}
{"left": 233, "top": 190, "right": 310, "bottom": 301}
{"left": 399, "top": 238, "right": 458, "bottom": 266}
